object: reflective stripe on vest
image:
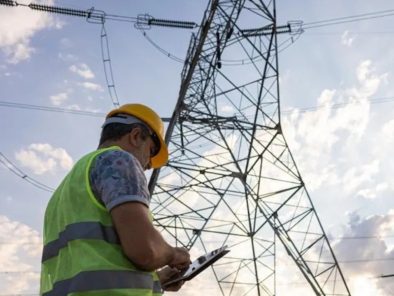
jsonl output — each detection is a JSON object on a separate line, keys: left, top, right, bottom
{"left": 42, "top": 270, "right": 162, "bottom": 296}
{"left": 42, "top": 222, "right": 120, "bottom": 262}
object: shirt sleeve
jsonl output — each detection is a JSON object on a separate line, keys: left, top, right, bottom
{"left": 89, "top": 149, "right": 151, "bottom": 211}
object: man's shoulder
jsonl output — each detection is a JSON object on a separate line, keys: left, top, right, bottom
{"left": 91, "top": 148, "right": 143, "bottom": 176}
{"left": 89, "top": 147, "right": 150, "bottom": 210}
{"left": 97, "top": 148, "right": 133, "bottom": 161}
{"left": 94, "top": 148, "right": 139, "bottom": 165}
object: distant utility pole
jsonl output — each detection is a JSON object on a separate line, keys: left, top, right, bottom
{"left": 149, "top": 0, "right": 351, "bottom": 295}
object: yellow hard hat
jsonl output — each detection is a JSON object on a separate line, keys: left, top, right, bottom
{"left": 106, "top": 103, "right": 168, "bottom": 168}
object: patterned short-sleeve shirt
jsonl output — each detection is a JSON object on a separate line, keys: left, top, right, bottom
{"left": 89, "top": 149, "right": 150, "bottom": 211}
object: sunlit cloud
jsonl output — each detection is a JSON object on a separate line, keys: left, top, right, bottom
{"left": 58, "top": 52, "right": 78, "bottom": 62}
{"left": 356, "top": 182, "right": 389, "bottom": 199}
{"left": 50, "top": 92, "right": 68, "bottom": 106}
{"left": 381, "top": 119, "right": 394, "bottom": 142}
{"left": 0, "top": 0, "right": 60, "bottom": 64}
{"left": 79, "top": 81, "right": 104, "bottom": 91}
{"left": 342, "top": 159, "right": 380, "bottom": 193}
{"left": 334, "top": 211, "right": 394, "bottom": 295}
{"left": 0, "top": 215, "right": 41, "bottom": 295}
{"left": 341, "top": 30, "right": 356, "bottom": 47}
{"left": 219, "top": 104, "right": 235, "bottom": 114}
{"left": 15, "top": 143, "right": 73, "bottom": 175}
{"left": 69, "top": 63, "right": 95, "bottom": 79}
{"left": 282, "top": 59, "right": 388, "bottom": 192}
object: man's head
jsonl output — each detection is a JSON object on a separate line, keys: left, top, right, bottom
{"left": 99, "top": 104, "right": 168, "bottom": 170}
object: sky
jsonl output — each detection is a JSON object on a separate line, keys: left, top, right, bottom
{"left": 0, "top": 0, "right": 394, "bottom": 295}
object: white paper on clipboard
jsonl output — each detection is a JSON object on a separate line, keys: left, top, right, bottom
{"left": 162, "top": 245, "right": 230, "bottom": 288}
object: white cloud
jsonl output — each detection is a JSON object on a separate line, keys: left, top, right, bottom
{"left": 15, "top": 143, "right": 73, "bottom": 175}
{"left": 65, "top": 104, "right": 102, "bottom": 114}
{"left": 79, "top": 81, "right": 104, "bottom": 92}
{"left": 356, "top": 182, "right": 389, "bottom": 200}
{"left": 282, "top": 60, "right": 387, "bottom": 192}
{"left": 58, "top": 52, "right": 77, "bottom": 62}
{"left": 348, "top": 275, "right": 386, "bottom": 296}
{"left": 219, "top": 104, "right": 234, "bottom": 114}
{"left": 334, "top": 211, "right": 394, "bottom": 295}
{"left": 381, "top": 119, "right": 394, "bottom": 142}
{"left": 0, "top": 215, "right": 41, "bottom": 294}
{"left": 356, "top": 60, "right": 372, "bottom": 83}
{"left": 0, "top": 0, "right": 58, "bottom": 63}
{"left": 50, "top": 92, "right": 68, "bottom": 106}
{"left": 4, "top": 41, "right": 34, "bottom": 64}
{"left": 342, "top": 159, "right": 380, "bottom": 193}
{"left": 352, "top": 60, "right": 380, "bottom": 95}
{"left": 69, "top": 63, "right": 94, "bottom": 79}
{"left": 1, "top": 65, "right": 12, "bottom": 77}
{"left": 66, "top": 104, "right": 81, "bottom": 110}
{"left": 341, "top": 30, "right": 355, "bottom": 47}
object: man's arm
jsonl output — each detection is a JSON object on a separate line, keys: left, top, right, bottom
{"left": 111, "top": 202, "right": 190, "bottom": 272}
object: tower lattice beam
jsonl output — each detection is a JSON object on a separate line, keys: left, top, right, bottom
{"left": 149, "top": 0, "right": 351, "bottom": 295}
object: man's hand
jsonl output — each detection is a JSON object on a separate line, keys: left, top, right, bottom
{"left": 169, "top": 247, "right": 191, "bottom": 270}
{"left": 157, "top": 266, "right": 185, "bottom": 292}
{"left": 111, "top": 202, "right": 188, "bottom": 271}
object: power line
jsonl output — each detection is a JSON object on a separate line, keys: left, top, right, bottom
{"left": 0, "top": 101, "right": 105, "bottom": 117}
{"left": 0, "top": 1, "right": 198, "bottom": 29}
{"left": 0, "top": 152, "right": 54, "bottom": 193}
{"left": 0, "top": 1, "right": 198, "bottom": 107}
{"left": 335, "top": 234, "right": 394, "bottom": 240}
{"left": 0, "top": 101, "right": 171, "bottom": 122}
{"left": 303, "top": 8, "right": 394, "bottom": 26}
{"left": 141, "top": 30, "right": 184, "bottom": 63}
{"left": 3, "top": 96, "right": 394, "bottom": 117}
{"left": 3, "top": 1, "right": 394, "bottom": 68}
{"left": 281, "top": 96, "right": 394, "bottom": 114}
{"left": 139, "top": 21, "right": 304, "bottom": 65}
{"left": 1, "top": 96, "right": 393, "bottom": 120}
{"left": 303, "top": 8, "right": 394, "bottom": 29}
{"left": 3, "top": 0, "right": 301, "bottom": 67}
{"left": 379, "top": 273, "right": 394, "bottom": 278}
{"left": 304, "top": 30, "right": 394, "bottom": 36}
{"left": 339, "top": 257, "right": 394, "bottom": 264}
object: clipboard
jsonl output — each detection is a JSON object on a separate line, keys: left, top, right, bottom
{"left": 162, "top": 245, "right": 230, "bottom": 288}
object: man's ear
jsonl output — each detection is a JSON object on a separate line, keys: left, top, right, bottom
{"left": 128, "top": 127, "right": 142, "bottom": 148}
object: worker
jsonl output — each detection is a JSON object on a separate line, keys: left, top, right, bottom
{"left": 40, "top": 103, "right": 191, "bottom": 295}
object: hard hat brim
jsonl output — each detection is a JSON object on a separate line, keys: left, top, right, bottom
{"left": 150, "top": 136, "right": 168, "bottom": 169}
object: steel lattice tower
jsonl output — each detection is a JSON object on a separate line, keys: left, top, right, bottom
{"left": 149, "top": 0, "right": 351, "bottom": 295}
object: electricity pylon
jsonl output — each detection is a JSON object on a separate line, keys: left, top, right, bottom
{"left": 149, "top": 0, "right": 351, "bottom": 295}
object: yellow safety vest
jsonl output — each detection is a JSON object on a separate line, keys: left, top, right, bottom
{"left": 40, "top": 147, "right": 162, "bottom": 296}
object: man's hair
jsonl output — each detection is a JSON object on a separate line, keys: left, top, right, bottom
{"left": 99, "top": 123, "right": 150, "bottom": 146}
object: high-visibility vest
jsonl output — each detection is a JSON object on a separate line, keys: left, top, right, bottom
{"left": 40, "top": 146, "right": 162, "bottom": 296}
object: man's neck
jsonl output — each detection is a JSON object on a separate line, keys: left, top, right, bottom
{"left": 98, "top": 140, "right": 123, "bottom": 150}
